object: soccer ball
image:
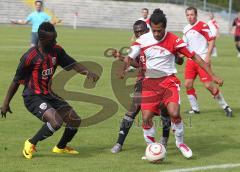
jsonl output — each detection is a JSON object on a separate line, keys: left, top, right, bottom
{"left": 145, "top": 143, "right": 166, "bottom": 162}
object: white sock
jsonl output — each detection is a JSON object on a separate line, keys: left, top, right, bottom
{"left": 143, "top": 126, "right": 156, "bottom": 144}
{"left": 214, "top": 93, "right": 228, "bottom": 109}
{"left": 187, "top": 95, "right": 200, "bottom": 111}
{"left": 171, "top": 121, "right": 184, "bottom": 146}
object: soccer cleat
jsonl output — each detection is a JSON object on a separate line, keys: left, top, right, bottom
{"left": 111, "top": 143, "right": 122, "bottom": 154}
{"left": 22, "top": 139, "right": 37, "bottom": 159}
{"left": 176, "top": 143, "right": 192, "bottom": 159}
{"left": 52, "top": 146, "right": 79, "bottom": 154}
{"left": 186, "top": 109, "right": 200, "bottom": 114}
{"left": 159, "top": 136, "right": 168, "bottom": 148}
{"left": 224, "top": 106, "right": 233, "bottom": 117}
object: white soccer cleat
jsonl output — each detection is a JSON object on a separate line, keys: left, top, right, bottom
{"left": 176, "top": 143, "right": 192, "bottom": 159}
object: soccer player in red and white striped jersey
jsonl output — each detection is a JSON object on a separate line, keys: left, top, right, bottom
{"left": 123, "top": 9, "right": 223, "bottom": 159}
{"left": 183, "top": 7, "right": 232, "bottom": 117}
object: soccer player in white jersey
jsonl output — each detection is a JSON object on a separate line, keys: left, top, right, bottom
{"left": 139, "top": 8, "right": 150, "bottom": 27}
{"left": 207, "top": 12, "right": 219, "bottom": 57}
{"left": 183, "top": 7, "right": 232, "bottom": 117}
{"left": 123, "top": 8, "right": 223, "bottom": 159}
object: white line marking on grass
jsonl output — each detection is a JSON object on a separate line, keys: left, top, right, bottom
{"left": 163, "top": 163, "right": 240, "bottom": 172}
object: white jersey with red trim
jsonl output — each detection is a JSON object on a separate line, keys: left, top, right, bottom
{"left": 207, "top": 19, "right": 219, "bottom": 37}
{"left": 128, "top": 31, "right": 194, "bottom": 78}
{"left": 183, "top": 21, "right": 214, "bottom": 60}
{"left": 138, "top": 17, "right": 150, "bottom": 28}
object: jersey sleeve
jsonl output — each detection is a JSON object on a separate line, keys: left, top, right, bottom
{"left": 200, "top": 23, "right": 215, "bottom": 41}
{"left": 26, "top": 13, "right": 33, "bottom": 22}
{"left": 56, "top": 46, "right": 77, "bottom": 70}
{"left": 13, "top": 54, "right": 31, "bottom": 84}
{"left": 128, "top": 42, "right": 141, "bottom": 59}
{"left": 44, "top": 13, "right": 52, "bottom": 21}
{"left": 174, "top": 37, "right": 195, "bottom": 58}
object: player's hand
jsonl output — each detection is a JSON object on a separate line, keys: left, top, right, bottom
{"left": 86, "top": 71, "right": 99, "bottom": 82}
{"left": 112, "top": 49, "right": 124, "bottom": 61}
{"left": 0, "top": 104, "right": 12, "bottom": 118}
{"left": 10, "top": 19, "right": 17, "bottom": 24}
{"left": 212, "top": 75, "right": 223, "bottom": 86}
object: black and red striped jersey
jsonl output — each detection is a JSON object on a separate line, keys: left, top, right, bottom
{"left": 13, "top": 45, "right": 76, "bottom": 96}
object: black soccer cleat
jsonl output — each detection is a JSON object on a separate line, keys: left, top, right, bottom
{"left": 224, "top": 106, "right": 233, "bottom": 117}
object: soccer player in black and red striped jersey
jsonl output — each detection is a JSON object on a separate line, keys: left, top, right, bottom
{"left": 0, "top": 22, "right": 99, "bottom": 159}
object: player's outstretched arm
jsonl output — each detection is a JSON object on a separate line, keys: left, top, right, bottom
{"left": 192, "top": 54, "right": 223, "bottom": 86}
{"left": 71, "top": 63, "right": 99, "bottom": 82}
{"left": 112, "top": 49, "right": 139, "bottom": 68}
{"left": 51, "top": 19, "right": 62, "bottom": 25}
{"left": 10, "top": 19, "right": 28, "bottom": 25}
{"left": 0, "top": 81, "right": 20, "bottom": 118}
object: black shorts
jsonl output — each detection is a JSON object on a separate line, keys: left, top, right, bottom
{"left": 23, "top": 94, "right": 71, "bottom": 120}
{"left": 234, "top": 36, "right": 240, "bottom": 42}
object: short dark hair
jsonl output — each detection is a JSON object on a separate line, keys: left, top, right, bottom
{"left": 142, "top": 8, "right": 149, "bottom": 13}
{"left": 133, "top": 20, "right": 147, "bottom": 30}
{"left": 38, "top": 22, "right": 57, "bottom": 41}
{"left": 185, "top": 6, "right": 197, "bottom": 15}
{"left": 35, "top": 0, "right": 43, "bottom": 5}
{"left": 150, "top": 8, "right": 167, "bottom": 28}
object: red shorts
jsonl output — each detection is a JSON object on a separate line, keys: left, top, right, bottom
{"left": 141, "top": 75, "right": 181, "bottom": 115}
{"left": 185, "top": 59, "right": 212, "bottom": 82}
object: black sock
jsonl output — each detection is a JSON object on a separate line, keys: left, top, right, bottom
{"left": 29, "top": 122, "right": 54, "bottom": 145}
{"left": 57, "top": 127, "right": 78, "bottom": 149}
{"left": 160, "top": 110, "right": 171, "bottom": 138}
{"left": 236, "top": 45, "right": 240, "bottom": 53}
{"left": 117, "top": 114, "right": 134, "bottom": 145}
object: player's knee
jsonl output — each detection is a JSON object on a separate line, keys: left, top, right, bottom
{"left": 168, "top": 109, "right": 180, "bottom": 122}
{"left": 142, "top": 117, "right": 152, "bottom": 129}
{"left": 51, "top": 118, "right": 63, "bottom": 131}
{"left": 204, "top": 82, "right": 212, "bottom": 89}
{"left": 67, "top": 112, "right": 81, "bottom": 128}
{"left": 184, "top": 81, "right": 193, "bottom": 89}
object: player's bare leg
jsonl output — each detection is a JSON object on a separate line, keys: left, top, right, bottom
{"left": 52, "top": 106, "right": 81, "bottom": 154}
{"left": 203, "top": 81, "right": 232, "bottom": 117}
{"left": 141, "top": 110, "right": 156, "bottom": 160}
{"left": 185, "top": 79, "right": 200, "bottom": 114}
{"left": 167, "top": 102, "right": 192, "bottom": 159}
{"left": 23, "top": 108, "right": 63, "bottom": 159}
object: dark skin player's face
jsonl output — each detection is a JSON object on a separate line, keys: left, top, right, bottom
{"left": 151, "top": 23, "right": 166, "bottom": 41}
{"left": 133, "top": 25, "right": 148, "bottom": 38}
{"left": 39, "top": 34, "right": 57, "bottom": 52}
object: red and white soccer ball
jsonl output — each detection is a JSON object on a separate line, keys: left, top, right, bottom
{"left": 145, "top": 143, "right": 166, "bottom": 162}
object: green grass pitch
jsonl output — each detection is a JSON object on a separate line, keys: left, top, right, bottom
{"left": 0, "top": 25, "right": 240, "bottom": 172}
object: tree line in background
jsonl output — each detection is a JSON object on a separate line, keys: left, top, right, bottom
{"left": 206, "top": 0, "right": 240, "bottom": 11}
